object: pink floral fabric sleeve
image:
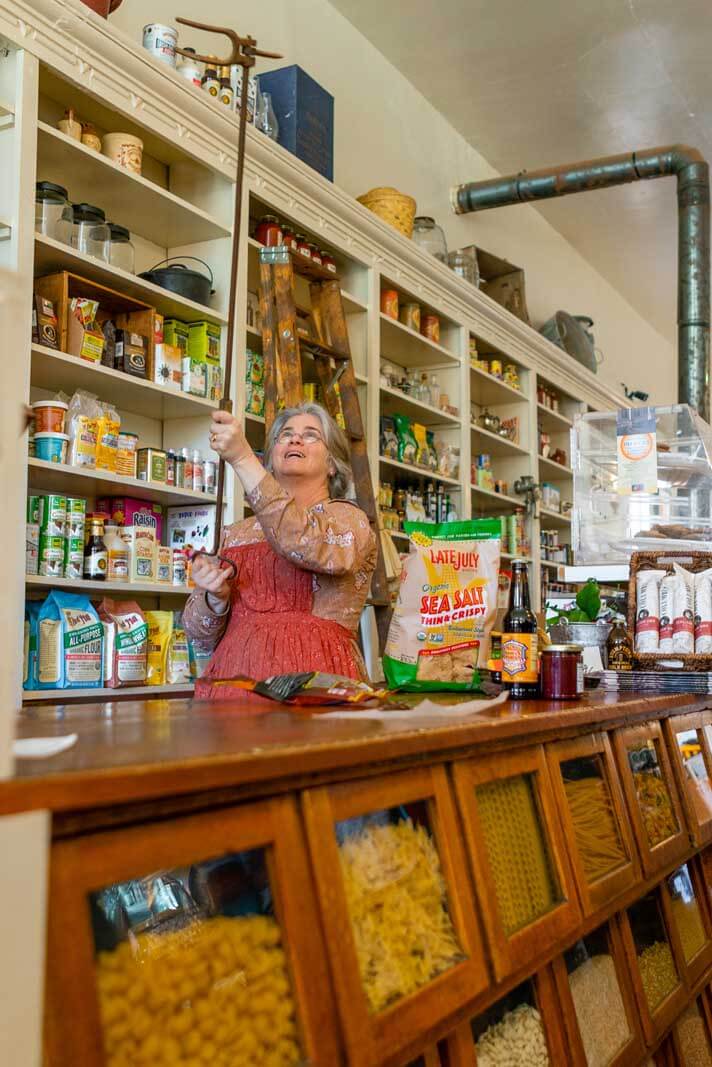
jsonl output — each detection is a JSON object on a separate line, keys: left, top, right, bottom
{"left": 182, "top": 531, "right": 232, "bottom": 652}
{"left": 246, "top": 472, "right": 376, "bottom": 576}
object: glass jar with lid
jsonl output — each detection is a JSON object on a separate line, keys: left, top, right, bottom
{"left": 72, "top": 203, "right": 110, "bottom": 261}
{"left": 309, "top": 245, "right": 322, "bottom": 267}
{"left": 35, "top": 181, "right": 73, "bottom": 244}
{"left": 412, "top": 216, "right": 448, "bottom": 262}
{"left": 255, "top": 214, "right": 283, "bottom": 247}
{"left": 448, "top": 246, "right": 480, "bottom": 287}
{"left": 107, "top": 223, "right": 135, "bottom": 274}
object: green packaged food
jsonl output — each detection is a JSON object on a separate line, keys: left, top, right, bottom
{"left": 393, "top": 414, "right": 417, "bottom": 465}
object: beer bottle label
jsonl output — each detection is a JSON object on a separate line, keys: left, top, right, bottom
{"left": 502, "top": 633, "right": 538, "bottom": 683}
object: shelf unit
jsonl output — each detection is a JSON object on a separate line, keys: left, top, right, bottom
{"left": 1, "top": 11, "right": 629, "bottom": 709}
{"left": 26, "top": 575, "right": 190, "bottom": 597}
{"left": 22, "top": 683, "right": 194, "bottom": 702}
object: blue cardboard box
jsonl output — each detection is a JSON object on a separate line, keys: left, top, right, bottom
{"left": 257, "top": 65, "right": 334, "bottom": 182}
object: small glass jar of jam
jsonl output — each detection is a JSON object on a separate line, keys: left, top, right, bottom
{"left": 255, "top": 214, "right": 283, "bottom": 247}
{"left": 321, "top": 250, "right": 336, "bottom": 273}
{"left": 540, "top": 644, "right": 584, "bottom": 700}
{"left": 309, "top": 244, "right": 322, "bottom": 266}
{"left": 296, "top": 234, "right": 311, "bottom": 258}
{"left": 420, "top": 312, "right": 441, "bottom": 343}
{"left": 281, "top": 226, "right": 297, "bottom": 252}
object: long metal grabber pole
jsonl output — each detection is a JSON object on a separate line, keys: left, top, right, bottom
{"left": 451, "top": 145, "right": 711, "bottom": 421}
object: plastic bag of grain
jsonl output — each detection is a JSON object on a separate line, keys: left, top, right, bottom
{"left": 383, "top": 518, "right": 501, "bottom": 690}
{"left": 37, "top": 590, "right": 103, "bottom": 689}
{"left": 99, "top": 598, "right": 148, "bottom": 687}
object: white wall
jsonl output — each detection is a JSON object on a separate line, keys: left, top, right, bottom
{"left": 116, "top": 0, "right": 674, "bottom": 404}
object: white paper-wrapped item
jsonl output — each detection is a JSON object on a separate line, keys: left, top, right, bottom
{"left": 672, "top": 562, "right": 695, "bottom": 653}
{"left": 635, "top": 570, "right": 666, "bottom": 653}
{"left": 695, "top": 568, "right": 712, "bottom": 653}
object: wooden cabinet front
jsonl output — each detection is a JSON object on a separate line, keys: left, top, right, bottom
{"left": 669, "top": 995, "right": 712, "bottom": 1065}
{"left": 452, "top": 745, "right": 581, "bottom": 981}
{"left": 44, "top": 796, "right": 340, "bottom": 1067}
{"left": 662, "top": 860, "right": 712, "bottom": 986}
{"left": 547, "top": 731, "right": 640, "bottom": 916}
{"left": 552, "top": 918, "right": 644, "bottom": 1067}
{"left": 302, "top": 766, "right": 489, "bottom": 1067}
{"left": 619, "top": 888, "right": 688, "bottom": 1042}
{"left": 664, "top": 712, "right": 712, "bottom": 848}
{"left": 613, "top": 722, "right": 688, "bottom": 877}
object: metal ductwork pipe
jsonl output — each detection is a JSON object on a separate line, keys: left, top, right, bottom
{"left": 451, "top": 146, "right": 711, "bottom": 421}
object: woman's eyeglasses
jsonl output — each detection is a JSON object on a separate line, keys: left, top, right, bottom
{"left": 276, "top": 428, "right": 325, "bottom": 445}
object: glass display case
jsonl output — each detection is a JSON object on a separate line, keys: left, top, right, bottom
{"left": 665, "top": 713, "right": 712, "bottom": 847}
{"left": 572, "top": 404, "right": 712, "bottom": 563}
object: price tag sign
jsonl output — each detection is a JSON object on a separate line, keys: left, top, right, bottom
{"left": 616, "top": 406, "right": 657, "bottom": 494}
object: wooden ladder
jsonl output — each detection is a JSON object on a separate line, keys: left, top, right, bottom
{"left": 257, "top": 244, "right": 391, "bottom": 646}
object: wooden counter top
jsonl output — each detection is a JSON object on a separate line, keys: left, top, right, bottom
{"left": 2, "top": 690, "right": 709, "bottom": 820}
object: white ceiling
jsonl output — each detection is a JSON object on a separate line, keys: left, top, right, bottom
{"left": 330, "top": 0, "right": 712, "bottom": 344}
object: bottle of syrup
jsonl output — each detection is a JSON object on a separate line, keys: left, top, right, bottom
{"left": 501, "top": 559, "right": 539, "bottom": 697}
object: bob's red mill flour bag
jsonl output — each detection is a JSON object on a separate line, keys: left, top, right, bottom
{"left": 384, "top": 518, "right": 501, "bottom": 690}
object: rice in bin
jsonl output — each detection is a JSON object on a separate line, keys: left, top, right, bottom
{"left": 676, "top": 1001, "right": 712, "bottom": 1066}
{"left": 95, "top": 914, "right": 302, "bottom": 1066}
{"left": 568, "top": 954, "right": 630, "bottom": 1067}
{"left": 338, "top": 816, "right": 462, "bottom": 1012}
{"left": 476, "top": 775, "right": 558, "bottom": 936}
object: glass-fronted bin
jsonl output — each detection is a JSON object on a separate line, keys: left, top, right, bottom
{"left": 662, "top": 861, "right": 712, "bottom": 984}
{"left": 44, "top": 798, "right": 341, "bottom": 1067}
{"left": 671, "top": 997, "right": 712, "bottom": 1066}
{"left": 572, "top": 404, "right": 712, "bottom": 564}
{"left": 619, "top": 889, "right": 686, "bottom": 1041}
{"left": 552, "top": 921, "right": 644, "bottom": 1067}
{"left": 613, "top": 722, "right": 688, "bottom": 876}
{"left": 301, "top": 766, "right": 488, "bottom": 1067}
{"left": 664, "top": 713, "right": 712, "bottom": 847}
{"left": 452, "top": 746, "right": 580, "bottom": 981}
{"left": 441, "top": 970, "right": 567, "bottom": 1066}
{"left": 547, "top": 733, "right": 640, "bottom": 915}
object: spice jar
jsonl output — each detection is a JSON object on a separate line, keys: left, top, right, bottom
{"left": 106, "top": 223, "right": 135, "bottom": 274}
{"left": 296, "top": 234, "right": 311, "bottom": 258}
{"left": 35, "top": 181, "right": 73, "bottom": 244}
{"left": 381, "top": 289, "right": 399, "bottom": 319}
{"left": 540, "top": 644, "right": 584, "bottom": 700}
{"left": 255, "top": 214, "right": 283, "bottom": 247}
{"left": 309, "top": 244, "right": 322, "bottom": 266}
{"left": 321, "top": 250, "right": 336, "bottom": 273}
{"left": 420, "top": 313, "right": 440, "bottom": 343}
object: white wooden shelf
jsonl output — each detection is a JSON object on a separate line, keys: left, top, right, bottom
{"left": 471, "top": 484, "right": 521, "bottom": 508}
{"left": 26, "top": 575, "right": 190, "bottom": 596}
{"left": 540, "top": 506, "right": 573, "bottom": 526}
{"left": 23, "top": 683, "right": 194, "bottom": 702}
{"left": 380, "top": 312, "right": 460, "bottom": 368}
{"left": 0, "top": 216, "right": 11, "bottom": 240}
{"left": 470, "top": 422, "right": 529, "bottom": 457}
{"left": 470, "top": 365, "right": 529, "bottom": 407}
{"left": 30, "top": 345, "right": 218, "bottom": 420}
{"left": 380, "top": 385, "right": 460, "bottom": 426}
{"left": 502, "top": 552, "right": 532, "bottom": 563}
{"left": 563, "top": 564, "right": 630, "bottom": 582}
{"left": 28, "top": 458, "right": 217, "bottom": 506}
{"left": 379, "top": 455, "right": 461, "bottom": 487}
{"left": 34, "top": 235, "right": 228, "bottom": 325}
{"left": 540, "top": 558, "right": 563, "bottom": 571}
{"left": 537, "top": 402, "right": 573, "bottom": 433}
{"left": 0, "top": 99, "right": 14, "bottom": 129}
{"left": 37, "top": 121, "right": 231, "bottom": 248}
{"left": 539, "top": 454, "right": 573, "bottom": 477}
{"left": 388, "top": 530, "right": 410, "bottom": 543}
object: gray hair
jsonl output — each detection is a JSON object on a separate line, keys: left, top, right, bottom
{"left": 264, "top": 402, "right": 353, "bottom": 499}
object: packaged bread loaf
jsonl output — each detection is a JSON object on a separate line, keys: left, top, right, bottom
{"left": 383, "top": 518, "right": 500, "bottom": 690}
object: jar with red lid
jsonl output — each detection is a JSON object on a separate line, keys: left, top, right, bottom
{"left": 421, "top": 312, "right": 440, "bottom": 343}
{"left": 321, "top": 250, "right": 336, "bottom": 273}
{"left": 255, "top": 214, "right": 283, "bottom": 247}
{"left": 296, "top": 234, "right": 311, "bottom": 258}
{"left": 540, "top": 644, "right": 584, "bottom": 700}
{"left": 309, "top": 244, "right": 322, "bottom": 266}
{"left": 282, "top": 226, "right": 297, "bottom": 251}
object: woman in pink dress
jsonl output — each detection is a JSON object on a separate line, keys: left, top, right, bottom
{"left": 183, "top": 403, "right": 377, "bottom": 701}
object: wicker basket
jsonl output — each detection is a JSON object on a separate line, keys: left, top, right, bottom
{"left": 627, "top": 550, "right": 712, "bottom": 671}
{"left": 356, "top": 187, "right": 417, "bottom": 237}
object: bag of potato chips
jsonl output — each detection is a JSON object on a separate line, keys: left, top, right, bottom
{"left": 384, "top": 518, "right": 501, "bottom": 691}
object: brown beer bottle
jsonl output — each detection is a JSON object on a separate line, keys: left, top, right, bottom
{"left": 607, "top": 617, "right": 633, "bottom": 670}
{"left": 501, "top": 559, "right": 539, "bottom": 697}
